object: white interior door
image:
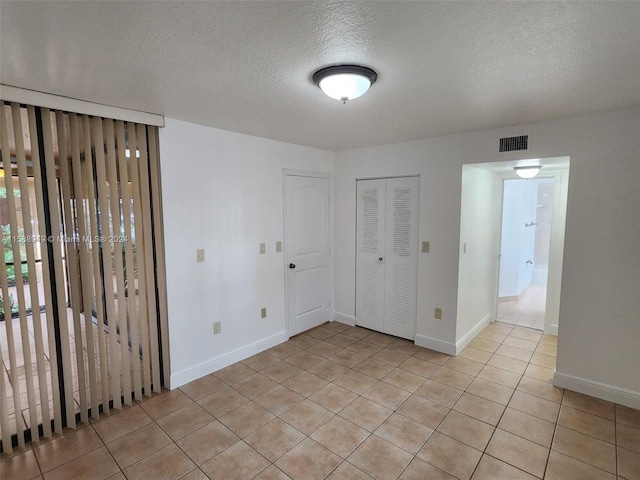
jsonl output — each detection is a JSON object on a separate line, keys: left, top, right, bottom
{"left": 356, "top": 176, "right": 419, "bottom": 340}
{"left": 284, "top": 174, "right": 331, "bottom": 337}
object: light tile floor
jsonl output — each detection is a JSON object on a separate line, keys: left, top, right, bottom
{"left": 498, "top": 284, "right": 547, "bottom": 330}
{"left": 1, "top": 321, "right": 639, "bottom": 480}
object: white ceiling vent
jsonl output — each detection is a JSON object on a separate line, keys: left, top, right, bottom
{"left": 499, "top": 135, "right": 528, "bottom": 152}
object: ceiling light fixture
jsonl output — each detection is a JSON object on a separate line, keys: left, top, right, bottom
{"left": 514, "top": 165, "right": 542, "bottom": 179}
{"left": 313, "top": 65, "right": 377, "bottom": 103}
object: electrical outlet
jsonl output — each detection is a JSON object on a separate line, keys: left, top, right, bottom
{"left": 260, "top": 307, "right": 267, "bottom": 319}
{"left": 196, "top": 249, "right": 205, "bottom": 262}
{"left": 434, "top": 308, "right": 442, "bottom": 319}
{"left": 259, "top": 243, "right": 266, "bottom": 254}
{"left": 421, "top": 241, "right": 430, "bottom": 253}
{"left": 275, "top": 241, "right": 282, "bottom": 253}
{"left": 213, "top": 321, "right": 221, "bottom": 335}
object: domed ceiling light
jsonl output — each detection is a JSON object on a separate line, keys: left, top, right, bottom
{"left": 313, "top": 65, "right": 377, "bottom": 103}
{"left": 514, "top": 165, "right": 542, "bottom": 179}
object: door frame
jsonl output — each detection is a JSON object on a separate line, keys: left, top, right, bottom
{"left": 282, "top": 169, "right": 334, "bottom": 338}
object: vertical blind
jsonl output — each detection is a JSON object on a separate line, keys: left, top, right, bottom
{"left": 0, "top": 102, "right": 169, "bottom": 452}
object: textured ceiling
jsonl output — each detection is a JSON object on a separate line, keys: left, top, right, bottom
{"left": 1, "top": 1, "right": 639, "bottom": 151}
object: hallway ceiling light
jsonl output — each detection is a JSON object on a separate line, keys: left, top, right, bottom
{"left": 313, "top": 65, "right": 377, "bottom": 103}
{"left": 514, "top": 165, "right": 542, "bottom": 179}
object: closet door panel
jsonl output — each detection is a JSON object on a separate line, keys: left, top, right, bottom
{"left": 383, "top": 177, "right": 419, "bottom": 339}
{"left": 355, "top": 179, "right": 386, "bottom": 332}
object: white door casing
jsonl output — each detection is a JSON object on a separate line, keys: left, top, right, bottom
{"left": 284, "top": 173, "right": 331, "bottom": 337}
{"left": 356, "top": 176, "right": 419, "bottom": 340}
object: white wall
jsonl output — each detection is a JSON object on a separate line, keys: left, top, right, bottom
{"left": 159, "top": 118, "right": 335, "bottom": 388}
{"left": 456, "top": 166, "right": 502, "bottom": 345}
{"left": 334, "top": 108, "right": 640, "bottom": 407}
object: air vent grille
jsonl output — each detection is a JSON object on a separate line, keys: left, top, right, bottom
{"left": 499, "top": 135, "right": 528, "bottom": 152}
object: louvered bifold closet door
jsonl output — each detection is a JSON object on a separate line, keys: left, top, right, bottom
{"left": 0, "top": 101, "right": 168, "bottom": 452}
{"left": 355, "top": 176, "right": 419, "bottom": 341}
{"left": 383, "top": 177, "right": 419, "bottom": 340}
{"left": 356, "top": 179, "right": 386, "bottom": 332}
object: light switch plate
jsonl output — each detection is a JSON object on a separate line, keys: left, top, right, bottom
{"left": 260, "top": 307, "right": 267, "bottom": 319}
{"left": 196, "top": 249, "right": 205, "bottom": 262}
{"left": 421, "top": 241, "right": 430, "bottom": 253}
{"left": 213, "top": 321, "right": 221, "bottom": 335}
{"left": 259, "top": 243, "right": 266, "bottom": 254}
{"left": 434, "top": 308, "right": 442, "bottom": 319}
{"left": 276, "top": 241, "right": 282, "bottom": 253}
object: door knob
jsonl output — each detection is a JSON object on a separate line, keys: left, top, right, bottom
{"left": 289, "top": 263, "right": 296, "bottom": 269}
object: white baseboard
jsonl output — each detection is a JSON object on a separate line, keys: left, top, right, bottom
{"left": 414, "top": 334, "right": 457, "bottom": 356}
{"left": 169, "top": 330, "right": 288, "bottom": 389}
{"left": 335, "top": 312, "right": 356, "bottom": 327}
{"left": 547, "top": 324, "right": 558, "bottom": 336}
{"left": 455, "top": 314, "right": 491, "bottom": 355}
{"left": 553, "top": 371, "right": 640, "bottom": 410}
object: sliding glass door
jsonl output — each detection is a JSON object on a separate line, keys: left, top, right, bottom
{"left": 0, "top": 102, "right": 169, "bottom": 453}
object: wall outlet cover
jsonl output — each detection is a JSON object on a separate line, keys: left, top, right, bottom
{"left": 276, "top": 241, "right": 282, "bottom": 253}
{"left": 259, "top": 243, "right": 266, "bottom": 254}
{"left": 422, "top": 241, "right": 430, "bottom": 253}
{"left": 196, "top": 249, "right": 205, "bottom": 262}
{"left": 260, "top": 307, "right": 267, "bottom": 318}
{"left": 213, "top": 321, "right": 221, "bottom": 334}
{"left": 435, "top": 308, "right": 442, "bottom": 319}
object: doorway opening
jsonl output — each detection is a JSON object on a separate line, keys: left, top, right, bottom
{"left": 456, "top": 157, "right": 569, "bottom": 345}
{"left": 497, "top": 178, "right": 554, "bottom": 331}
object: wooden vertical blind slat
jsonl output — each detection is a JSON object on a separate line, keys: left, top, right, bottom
{"left": 22, "top": 106, "right": 53, "bottom": 438}
{"left": 4, "top": 104, "right": 38, "bottom": 443}
{"left": 93, "top": 116, "right": 123, "bottom": 410}
{"left": 56, "top": 111, "right": 90, "bottom": 423}
{"left": 68, "top": 113, "right": 100, "bottom": 418}
{"left": 148, "top": 127, "right": 170, "bottom": 386}
{"left": 127, "top": 124, "right": 152, "bottom": 396}
{"left": 82, "top": 115, "right": 110, "bottom": 416}
{"left": 116, "top": 121, "right": 143, "bottom": 401}
{"left": 7, "top": 103, "right": 38, "bottom": 442}
{"left": 136, "top": 125, "right": 161, "bottom": 393}
{"left": 0, "top": 105, "right": 25, "bottom": 449}
{"left": 0, "top": 106, "right": 24, "bottom": 448}
{"left": 40, "top": 108, "right": 76, "bottom": 429}
{"left": 27, "top": 105, "right": 63, "bottom": 434}
{"left": 13, "top": 103, "right": 52, "bottom": 438}
{"left": 105, "top": 119, "right": 132, "bottom": 404}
